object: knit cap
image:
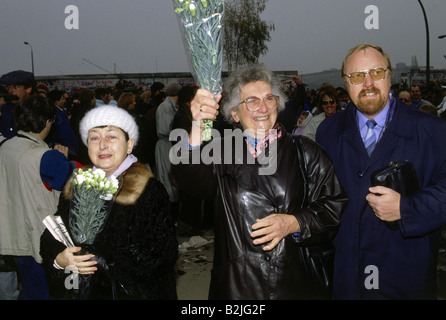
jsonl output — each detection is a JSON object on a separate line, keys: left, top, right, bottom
{"left": 79, "top": 105, "right": 139, "bottom": 146}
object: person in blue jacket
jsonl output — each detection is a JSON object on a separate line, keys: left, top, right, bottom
{"left": 46, "top": 90, "right": 79, "bottom": 159}
{"left": 316, "top": 43, "right": 446, "bottom": 299}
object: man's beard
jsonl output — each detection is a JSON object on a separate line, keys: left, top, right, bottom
{"left": 356, "top": 88, "right": 387, "bottom": 116}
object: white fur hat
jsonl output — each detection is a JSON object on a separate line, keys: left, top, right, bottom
{"left": 79, "top": 105, "right": 139, "bottom": 146}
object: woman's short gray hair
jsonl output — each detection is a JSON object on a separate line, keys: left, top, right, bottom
{"left": 220, "top": 64, "right": 287, "bottom": 124}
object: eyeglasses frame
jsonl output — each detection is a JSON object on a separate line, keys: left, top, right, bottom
{"left": 238, "top": 95, "right": 280, "bottom": 112}
{"left": 343, "top": 67, "right": 389, "bottom": 85}
{"left": 322, "top": 99, "right": 336, "bottom": 106}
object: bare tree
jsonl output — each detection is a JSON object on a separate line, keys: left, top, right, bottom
{"left": 223, "top": 0, "right": 275, "bottom": 73}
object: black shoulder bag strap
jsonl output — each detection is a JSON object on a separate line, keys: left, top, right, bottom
{"left": 0, "top": 133, "right": 37, "bottom": 147}
{"left": 0, "top": 138, "right": 9, "bottom": 148}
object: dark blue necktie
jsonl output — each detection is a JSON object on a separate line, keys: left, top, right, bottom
{"left": 364, "top": 119, "right": 377, "bottom": 157}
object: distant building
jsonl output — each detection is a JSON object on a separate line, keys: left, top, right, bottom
{"left": 299, "top": 63, "right": 445, "bottom": 90}
{"left": 34, "top": 64, "right": 445, "bottom": 94}
{"left": 299, "top": 63, "right": 413, "bottom": 90}
{"left": 35, "top": 72, "right": 197, "bottom": 94}
{"left": 300, "top": 69, "right": 345, "bottom": 90}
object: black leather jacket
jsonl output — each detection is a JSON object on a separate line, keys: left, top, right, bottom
{"left": 172, "top": 125, "right": 347, "bottom": 299}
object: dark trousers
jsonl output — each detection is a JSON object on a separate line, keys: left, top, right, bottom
{"left": 15, "top": 256, "right": 50, "bottom": 300}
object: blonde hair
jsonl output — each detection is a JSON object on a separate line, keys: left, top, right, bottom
{"left": 117, "top": 92, "right": 135, "bottom": 109}
{"left": 141, "top": 90, "right": 151, "bottom": 103}
{"left": 341, "top": 43, "right": 392, "bottom": 76}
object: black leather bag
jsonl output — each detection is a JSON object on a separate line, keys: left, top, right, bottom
{"left": 294, "top": 136, "right": 334, "bottom": 299}
{"left": 371, "top": 160, "right": 419, "bottom": 196}
{"left": 370, "top": 160, "right": 419, "bottom": 229}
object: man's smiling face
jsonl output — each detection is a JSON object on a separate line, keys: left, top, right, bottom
{"left": 344, "top": 47, "right": 391, "bottom": 118}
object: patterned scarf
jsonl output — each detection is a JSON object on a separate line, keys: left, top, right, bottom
{"left": 244, "top": 123, "right": 282, "bottom": 158}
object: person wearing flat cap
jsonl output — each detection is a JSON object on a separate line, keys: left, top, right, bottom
{"left": 0, "top": 70, "right": 35, "bottom": 139}
{"left": 40, "top": 105, "right": 178, "bottom": 300}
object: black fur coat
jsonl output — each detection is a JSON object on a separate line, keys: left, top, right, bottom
{"left": 40, "top": 162, "right": 178, "bottom": 300}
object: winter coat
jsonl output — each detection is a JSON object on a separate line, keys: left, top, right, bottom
{"left": 0, "top": 131, "right": 60, "bottom": 263}
{"left": 0, "top": 101, "right": 16, "bottom": 138}
{"left": 155, "top": 96, "right": 179, "bottom": 202}
{"left": 316, "top": 97, "right": 446, "bottom": 299}
{"left": 292, "top": 111, "right": 313, "bottom": 136}
{"left": 172, "top": 124, "right": 347, "bottom": 299}
{"left": 45, "top": 107, "right": 79, "bottom": 157}
{"left": 303, "top": 112, "right": 326, "bottom": 141}
{"left": 69, "top": 102, "right": 94, "bottom": 165}
{"left": 40, "top": 161, "right": 178, "bottom": 300}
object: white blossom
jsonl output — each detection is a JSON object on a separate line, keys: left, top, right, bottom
{"left": 69, "top": 168, "right": 120, "bottom": 245}
{"left": 172, "top": 0, "right": 224, "bottom": 141}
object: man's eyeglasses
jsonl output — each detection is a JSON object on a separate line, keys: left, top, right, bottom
{"left": 343, "top": 67, "right": 389, "bottom": 85}
{"left": 239, "top": 95, "right": 279, "bottom": 112}
{"left": 400, "top": 98, "right": 411, "bottom": 103}
{"left": 322, "top": 99, "right": 336, "bottom": 105}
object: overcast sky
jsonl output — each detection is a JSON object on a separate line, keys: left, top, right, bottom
{"left": 1, "top": 0, "right": 445, "bottom": 77}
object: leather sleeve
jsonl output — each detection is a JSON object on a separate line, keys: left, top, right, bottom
{"left": 294, "top": 136, "right": 348, "bottom": 244}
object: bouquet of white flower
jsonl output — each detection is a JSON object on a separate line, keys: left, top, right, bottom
{"left": 172, "top": 0, "right": 225, "bottom": 141}
{"left": 69, "top": 168, "right": 119, "bottom": 245}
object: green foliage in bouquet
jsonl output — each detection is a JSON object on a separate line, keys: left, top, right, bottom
{"left": 69, "top": 168, "right": 119, "bottom": 245}
{"left": 173, "top": 0, "right": 225, "bottom": 141}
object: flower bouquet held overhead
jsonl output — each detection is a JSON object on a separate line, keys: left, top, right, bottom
{"left": 172, "top": 0, "right": 225, "bottom": 141}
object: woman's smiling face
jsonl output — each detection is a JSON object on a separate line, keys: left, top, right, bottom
{"left": 230, "top": 81, "right": 278, "bottom": 138}
{"left": 87, "top": 126, "right": 134, "bottom": 176}
{"left": 321, "top": 94, "right": 338, "bottom": 117}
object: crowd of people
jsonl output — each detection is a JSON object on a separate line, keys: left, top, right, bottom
{"left": 281, "top": 75, "right": 446, "bottom": 139}
{"left": 0, "top": 41, "right": 446, "bottom": 300}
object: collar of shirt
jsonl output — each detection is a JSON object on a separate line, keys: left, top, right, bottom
{"left": 356, "top": 99, "right": 390, "bottom": 143}
{"left": 243, "top": 123, "right": 282, "bottom": 158}
{"left": 93, "top": 154, "right": 138, "bottom": 179}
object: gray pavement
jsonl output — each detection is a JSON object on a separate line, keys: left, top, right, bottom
{"left": 174, "top": 229, "right": 446, "bottom": 300}
{"left": 175, "top": 231, "right": 214, "bottom": 300}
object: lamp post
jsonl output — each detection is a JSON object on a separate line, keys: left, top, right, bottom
{"left": 24, "top": 41, "right": 34, "bottom": 74}
{"left": 440, "top": 35, "right": 446, "bottom": 60}
{"left": 417, "top": 0, "right": 430, "bottom": 86}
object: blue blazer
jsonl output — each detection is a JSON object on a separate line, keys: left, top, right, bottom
{"left": 317, "top": 96, "right": 446, "bottom": 299}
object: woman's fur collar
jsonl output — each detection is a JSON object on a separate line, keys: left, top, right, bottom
{"left": 63, "top": 162, "right": 154, "bottom": 206}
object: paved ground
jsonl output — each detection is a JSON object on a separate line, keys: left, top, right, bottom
{"left": 175, "top": 231, "right": 214, "bottom": 300}
{"left": 174, "top": 229, "right": 446, "bottom": 300}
